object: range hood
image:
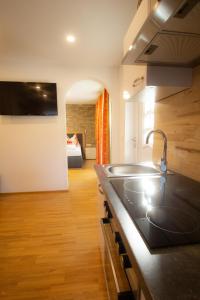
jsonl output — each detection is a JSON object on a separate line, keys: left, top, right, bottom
{"left": 122, "top": 0, "right": 200, "bottom": 67}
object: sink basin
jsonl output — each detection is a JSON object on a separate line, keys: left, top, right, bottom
{"left": 103, "top": 164, "right": 160, "bottom": 178}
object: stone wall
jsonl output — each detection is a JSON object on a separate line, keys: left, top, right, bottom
{"left": 66, "top": 104, "right": 96, "bottom": 147}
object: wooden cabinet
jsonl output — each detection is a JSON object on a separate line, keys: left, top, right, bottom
{"left": 126, "top": 267, "right": 139, "bottom": 299}
{"left": 96, "top": 175, "right": 150, "bottom": 300}
{"left": 123, "top": 0, "right": 152, "bottom": 56}
{"left": 139, "top": 290, "right": 147, "bottom": 300}
{"left": 122, "top": 0, "right": 192, "bottom": 102}
{"left": 97, "top": 187, "right": 150, "bottom": 300}
{"left": 101, "top": 219, "right": 133, "bottom": 300}
{"left": 85, "top": 147, "right": 96, "bottom": 159}
{"left": 97, "top": 182, "right": 106, "bottom": 218}
{"left": 123, "top": 0, "right": 158, "bottom": 55}
{"left": 122, "top": 65, "right": 146, "bottom": 100}
{"left": 121, "top": 65, "right": 192, "bottom": 102}
{"left": 97, "top": 184, "right": 150, "bottom": 300}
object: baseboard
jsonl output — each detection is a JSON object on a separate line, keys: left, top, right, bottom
{"left": 0, "top": 189, "right": 69, "bottom": 195}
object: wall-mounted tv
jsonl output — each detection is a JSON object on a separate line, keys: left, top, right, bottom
{"left": 0, "top": 81, "right": 58, "bottom": 116}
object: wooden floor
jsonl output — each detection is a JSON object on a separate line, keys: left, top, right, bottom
{"left": 0, "top": 160, "right": 108, "bottom": 300}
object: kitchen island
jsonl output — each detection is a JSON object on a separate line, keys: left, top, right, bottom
{"left": 95, "top": 164, "right": 200, "bottom": 300}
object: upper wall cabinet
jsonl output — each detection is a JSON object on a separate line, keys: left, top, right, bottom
{"left": 122, "top": 65, "right": 192, "bottom": 102}
{"left": 123, "top": 0, "right": 200, "bottom": 67}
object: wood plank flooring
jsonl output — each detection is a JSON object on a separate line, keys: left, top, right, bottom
{"left": 0, "top": 160, "right": 108, "bottom": 300}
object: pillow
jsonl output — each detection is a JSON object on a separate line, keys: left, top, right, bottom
{"left": 67, "top": 134, "right": 79, "bottom": 146}
{"left": 71, "top": 134, "right": 79, "bottom": 145}
{"left": 67, "top": 135, "right": 72, "bottom": 144}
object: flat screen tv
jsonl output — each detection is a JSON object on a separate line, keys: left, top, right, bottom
{"left": 0, "top": 81, "right": 58, "bottom": 116}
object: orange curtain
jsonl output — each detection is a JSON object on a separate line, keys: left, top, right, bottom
{"left": 96, "top": 89, "right": 110, "bottom": 164}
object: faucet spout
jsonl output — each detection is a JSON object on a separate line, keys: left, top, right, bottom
{"left": 146, "top": 129, "right": 167, "bottom": 174}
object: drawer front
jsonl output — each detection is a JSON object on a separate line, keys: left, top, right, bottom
{"left": 139, "top": 290, "right": 147, "bottom": 300}
{"left": 110, "top": 217, "right": 118, "bottom": 233}
{"left": 97, "top": 183, "right": 106, "bottom": 218}
{"left": 126, "top": 268, "right": 139, "bottom": 299}
{"left": 85, "top": 147, "right": 96, "bottom": 159}
{"left": 97, "top": 183, "right": 106, "bottom": 265}
{"left": 101, "top": 218, "right": 134, "bottom": 300}
{"left": 120, "top": 255, "right": 139, "bottom": 299}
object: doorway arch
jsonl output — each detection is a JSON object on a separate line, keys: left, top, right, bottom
{"left": 65, "top": 79, "right": 104, "bottom": 164}
{"left": 64, "top": 78, "right": 110, "bottom": 185}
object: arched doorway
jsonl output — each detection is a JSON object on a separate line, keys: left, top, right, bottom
{"left": 65, "top": 79, "right": 110, "bottom": 181}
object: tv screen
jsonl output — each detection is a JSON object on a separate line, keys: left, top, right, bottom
{"left": 0, "top": 81, "right": 58, "bottom": 116}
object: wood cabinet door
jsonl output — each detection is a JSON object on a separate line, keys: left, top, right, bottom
{"left": 122, "top": 65, "right": 146, "bottom": 101}
{"left": 101, "top": 219, "right": 134, "bottom": 300}
{"left": 140, "top": 290, "right": 147, "bottom": 300}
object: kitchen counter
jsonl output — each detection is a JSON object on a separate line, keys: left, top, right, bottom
{"left": 95, "top": 164, "right": 200, "bottom": 300}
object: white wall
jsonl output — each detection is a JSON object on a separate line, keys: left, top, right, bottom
{"left": 119, "top": 66, "right": 126, "bottom": 163}
{"left": 0, "top": 58, "right": 120, "bottom": 193}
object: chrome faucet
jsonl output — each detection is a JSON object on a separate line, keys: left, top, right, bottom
{"left": 146, "top": 129, "right": 167, "bottom": 174}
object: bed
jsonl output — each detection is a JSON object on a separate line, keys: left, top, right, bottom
{"left": 67, "top": 133, "right": 84, "bottom": 168}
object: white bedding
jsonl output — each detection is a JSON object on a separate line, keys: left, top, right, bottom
{"left": 67, "top": 143, "right": 82, "bottom": 157}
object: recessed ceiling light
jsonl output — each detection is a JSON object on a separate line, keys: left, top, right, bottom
{"left": 43, "top": 94, "right": 47, "bottom": 98}
{"left": 36, "top": 85, "right": 40, "bottom": 90}
{"left": 123, "top": 90, "right": 131, "bottom": 100}
{"left": 66, "top": 34, "right": 76, "bottom": 43}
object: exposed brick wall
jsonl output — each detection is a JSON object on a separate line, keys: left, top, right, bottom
{"left": 66, "top": 104, "right": 96, "bottom": 147}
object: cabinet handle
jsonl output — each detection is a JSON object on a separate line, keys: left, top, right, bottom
{"left": 121, "top": 254, "right": 139, "bottom": 298}
{"left": 132, "top": 76, "right": 144, "bottom": 87}
{"left": 115, "top": 232, "right": 126, "bottom": 255}
{"left": 121, "top": 255, "right": 132, "bottom": 269}
{"left": 115, "top": 232, "right": 122, "bottom": 243}
{"left": 104, "top": 201, "right": 113, "bottom": 219}
{"left": 98, "top": 183, "right": 104, "bottom": 195}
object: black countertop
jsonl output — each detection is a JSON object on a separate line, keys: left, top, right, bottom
{"left": 95, "top": 165, "right": 200, "bottom": 300}
{"left": 111, "top": 175, "right": 200, "bottom": 249}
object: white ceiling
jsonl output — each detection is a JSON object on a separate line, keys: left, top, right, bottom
{"left": 0, "top": 0, "right": 137, "bottom": 67}
{"left": 66, "top": 80, "right": 103, "bottom": 104}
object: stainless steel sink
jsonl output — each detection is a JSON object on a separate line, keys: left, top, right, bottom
{"left": 103, "top": 164, "right": 161, "bottom": 178}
